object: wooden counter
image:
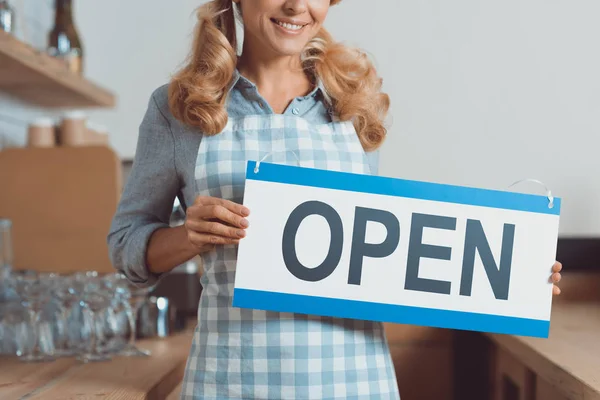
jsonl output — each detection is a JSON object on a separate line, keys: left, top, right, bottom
{"left": 486, "top": 302, "right": 600, "bottom": 400}
{"left": 2, "top": 289, "right": 598, "bottom": 399}
{"left": 0, "top": 329, "right": 194, "bottom": 400}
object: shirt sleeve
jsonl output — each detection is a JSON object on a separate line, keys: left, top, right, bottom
{"left": 107, "top": 90, "right": 179, "bottom": 286}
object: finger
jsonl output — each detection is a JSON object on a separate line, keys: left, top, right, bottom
{"left": 552, "top": 285, "right": 561, "bottom": 296}
{"left": 188, "top": 231, "right": 240, "bottom": 247}
{"left": 552, "top": 261, "right": 562, "bottom": 273}
{"left": 551, "top": 272, "right": 561, "bottom": 283}
{"left": 197, "top": 205, "right": 250, "bottom": 229}
{"left": 186, "top": 219, "right": 246, "bottom": 239}
{"left": 197, "top": 196, "right": 250, "bottom": 217}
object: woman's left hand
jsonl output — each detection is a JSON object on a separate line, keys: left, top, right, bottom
{"left": 550, "top": 261, "right": 562, "bottom": 296}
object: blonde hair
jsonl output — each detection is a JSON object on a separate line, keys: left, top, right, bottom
{"left": 168, "top": 0, "right": 390, "bottom": 151}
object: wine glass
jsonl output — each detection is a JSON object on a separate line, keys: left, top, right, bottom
{"left": 77, "top": 275, "right": 113, "bottom": 363}
{"left": 12, "top": 270, "right": 55, "bottom": 362}
{"left": 99, "top": 274, "right": 130, "bottom": 354}
{"left": 67, "top": 271, "right": 98, "bottom": 353}
{"left": 104, "top": 273, "right": 155, "bottom": 357}
{"left": 48, "top": 273, "right": 84, "bottom": 357}
{"left": 0, "top": 298, "right": 27, "bottom": 355}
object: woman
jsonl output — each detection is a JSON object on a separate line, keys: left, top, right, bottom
{"left": 108, "top": 0, "right": 563, "bottom": 398}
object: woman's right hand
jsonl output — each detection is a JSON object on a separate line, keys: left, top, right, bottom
{"left": 184, "top": 196, "right": 250, "bottom": 252}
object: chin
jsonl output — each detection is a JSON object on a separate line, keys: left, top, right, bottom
{"left": 268, "top": 39, "right": 310, "bottom": 57}
{"left": 275, "top": 45, "right": 307, "bottom": 57}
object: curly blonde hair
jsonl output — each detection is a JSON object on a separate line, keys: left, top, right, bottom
{"left": 168, "top": 0, "right": 390, "bottom": 151}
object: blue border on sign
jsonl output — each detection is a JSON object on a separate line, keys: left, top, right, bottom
{"left": 232, "top": 288, "right": 550, "bottom": 338}
{"left": 245, "top": 161, "right": 561, "bottom": 216}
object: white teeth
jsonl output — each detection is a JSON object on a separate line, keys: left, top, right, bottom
{"left": 276, "top": 21, "right": 303, "bottom": 31}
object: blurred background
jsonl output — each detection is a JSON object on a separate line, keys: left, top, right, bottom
{"left": 2, "top": 0, "right": 599, "bottom": 236}
{"left": 0, "top": 1, "right": 599, "bottom": 399}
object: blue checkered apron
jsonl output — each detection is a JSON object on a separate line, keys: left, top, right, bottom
{"left": 180, "top": 115, "right": 401, "bottom": 399}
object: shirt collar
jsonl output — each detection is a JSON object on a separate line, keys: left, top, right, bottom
{"left": 228, "top": 68, "right": 322, "bottom": 100}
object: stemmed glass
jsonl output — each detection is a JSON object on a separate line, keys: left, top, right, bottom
{"left": 0, "top": 274, "right": 26, "bottom": 356}
{"left": 77, "top": 274, "right": 113, "bottom": 363}
{"left": 100, "top": 274, "right": 130, "bottom": 354}
{"left": 12, "top": 270, "right": 55, "bottom": 362}
{"left": 49, "top": 273, "right": 84, "bottom": 357}
{"left": 104, "top": 273, "right": 155, "bottom": 357}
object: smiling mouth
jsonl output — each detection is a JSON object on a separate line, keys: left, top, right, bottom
{"left": 270, "top": 18, "right": 309, "bottom": 32}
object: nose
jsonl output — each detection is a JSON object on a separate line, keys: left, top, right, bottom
{"left": 283, "top": 0, "right": 308, "bottom": 15}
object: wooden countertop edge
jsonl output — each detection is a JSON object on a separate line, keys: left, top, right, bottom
{"left": 486, "top": 332, "right": 600, "bottom": 400}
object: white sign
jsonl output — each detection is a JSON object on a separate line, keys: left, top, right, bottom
{"left": 233, "top": 161, "right": 561, "bottom": 338}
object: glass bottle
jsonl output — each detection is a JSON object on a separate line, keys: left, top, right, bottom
{"left": 48, "top": 0, "right": 84, "bottom": 74}
{"left": 0, "top": 0, "right": 15, "bottom": 34}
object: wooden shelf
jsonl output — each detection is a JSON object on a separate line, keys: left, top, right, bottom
{"left": 0, "top": 31, "right": 115, "bottom": 108}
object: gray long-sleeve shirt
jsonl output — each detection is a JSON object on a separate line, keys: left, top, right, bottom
{"left": 107, "top": 70, "right": 379, "bottom": 286}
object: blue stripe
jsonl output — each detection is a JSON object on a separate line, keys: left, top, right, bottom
{"left": 232, "top": 289, "right": 550, "bottom": 338}
{"left": 245, "top": 161, "right": 561, "bottom": 216}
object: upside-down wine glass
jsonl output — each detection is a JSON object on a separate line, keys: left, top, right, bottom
{"left": 13, "top": 271, "right": 55, "bottom": 362}
{"left": 50, "top": 273, "right": 85, "bottom": 356}
{"left": 106, "top": 273, "right": 155, "bottom": 357}
{"left": 77, "top": 275, "right": 113, "bottom": 363}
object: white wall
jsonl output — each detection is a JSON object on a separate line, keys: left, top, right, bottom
{"left": 325, "top": 0, "right": 600, "bottom": 238}
{"left": 1, "top": 0, "right": 598, "bottom": 237}
{"left": 73, "top": 0, "right": 201, "bottom": 159}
